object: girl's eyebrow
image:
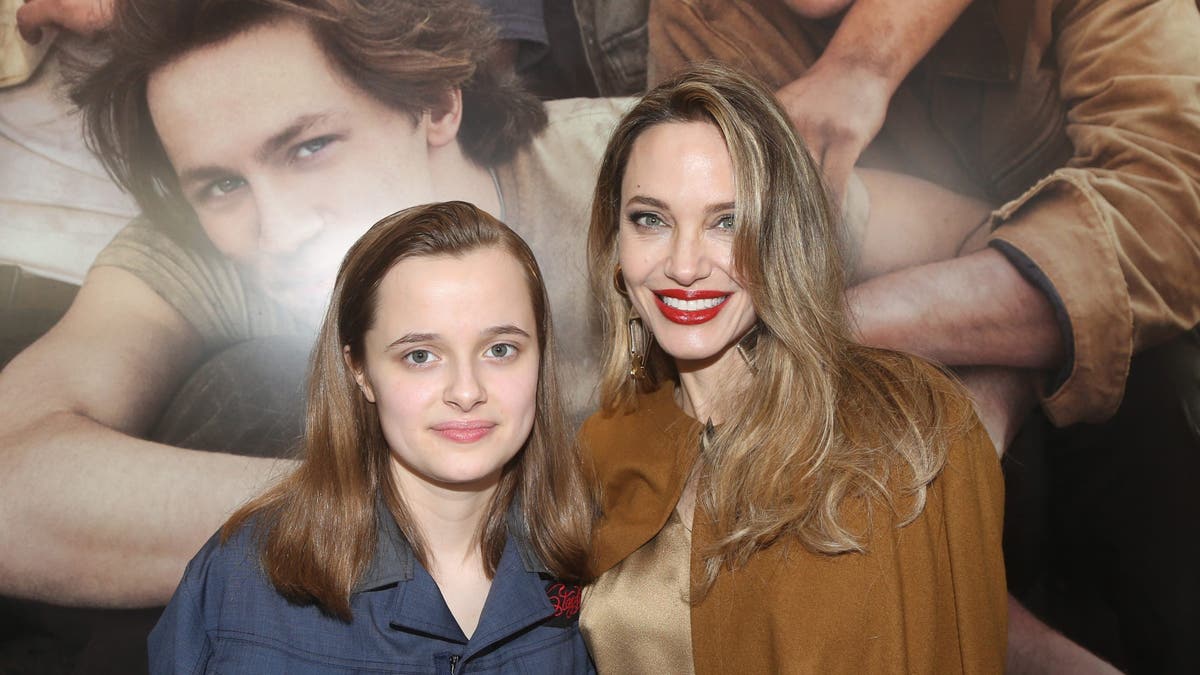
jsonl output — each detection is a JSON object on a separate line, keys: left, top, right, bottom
{"left": 384, "top": 326, "right": 531, "bottom": 351}
{"left": 385, "top": 332, "right": 437, "bottom": 351}
{"left": 484, "top": 325, "right": 532, "bottom": 340}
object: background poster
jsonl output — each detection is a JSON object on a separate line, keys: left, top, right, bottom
{"left": 2, "top": 0, "right": 1199, "bottom": 673}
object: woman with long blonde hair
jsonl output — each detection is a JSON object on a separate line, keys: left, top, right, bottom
{"left": 579, "top": 62, "right": 1006, "bottom": 672}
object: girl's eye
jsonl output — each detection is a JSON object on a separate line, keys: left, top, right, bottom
{"left": 295, "top": 136, "right": 334, "bottom": 160}
{"left": 632, "top": 212, "right": 664, "bottom": 228}
{"left": 716, "top": 214, "right": 736, "bottom": 230}
{"left": 487, "top": 343, "right": 517, "bottom": 359}
{"left": 404, "top": 349, "right": 436, "bottom": 366}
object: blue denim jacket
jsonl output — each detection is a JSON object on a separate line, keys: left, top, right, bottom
{"left": 149, "top": 506, "right": 593, "bottom": 674}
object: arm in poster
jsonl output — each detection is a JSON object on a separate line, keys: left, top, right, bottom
{"left": 849, "top": 170, "right": 1041, "bottom": 453}
{"left": 0, "top": 267, "right": 288, "bottom": 607}
{"left": 848, "top": 248, "right": 1065, "bottom": 371}
{"left": 776, "top": 0, "right": 972, "bottom": 197}
{"left": 849, "top": 0, "right": 1200, "bottom": 426}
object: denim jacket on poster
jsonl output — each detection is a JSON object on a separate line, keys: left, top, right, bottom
{"left": 149, "top": 504, "right": 593, "bottom": 674}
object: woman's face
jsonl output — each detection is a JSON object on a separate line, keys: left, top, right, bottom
{"left": 617, "top": 121, "right": 758, "bottom": 366}
{"left": 349, "top": 246, "right": 540, "bottom": 493}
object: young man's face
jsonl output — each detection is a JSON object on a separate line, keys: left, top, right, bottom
{"left": 147, "top": 18, "right": 447, "bottom": 324}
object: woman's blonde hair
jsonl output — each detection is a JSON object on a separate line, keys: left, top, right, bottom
{"left": 586, "top": 62, "right": 971, "bottom": 590}
{"left": 226, "top": 202, "right": 593, "bottom": 620}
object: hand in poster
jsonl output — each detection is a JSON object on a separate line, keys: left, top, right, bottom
{"left": 776, "top": 59, "right": 889, "bottom": 200}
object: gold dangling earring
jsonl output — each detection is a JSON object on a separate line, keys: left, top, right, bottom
{"left": 615, "top": 263, "right": 649, "bottom": 379}
{"left": 735, "top": 324, "right": 760, "bottom": 373}
{"left": 627, "top": 316, "right": 651, "bottom": 380}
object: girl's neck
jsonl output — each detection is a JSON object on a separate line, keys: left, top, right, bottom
{"left": 390, "top": 463, "right": 499, "bottom": 571}
{"left": 390, "top": 462, "right": 499, "bottom": 638}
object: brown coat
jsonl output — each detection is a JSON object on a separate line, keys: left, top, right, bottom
{"left": 584, "top": 384, "right": 1007, "bottom": 673}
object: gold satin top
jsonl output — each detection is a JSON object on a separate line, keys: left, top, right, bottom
{"left": 581, "top": 507, "right": 695, "bottom": 674}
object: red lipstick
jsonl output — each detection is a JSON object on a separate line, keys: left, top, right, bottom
{"left": 653, "top": 289, "right": 730, "bottom": 325}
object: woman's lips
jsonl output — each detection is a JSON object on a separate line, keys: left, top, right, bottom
{"left": 431, "top": 421, "right": 496, "bottom": 443}
{"left": 652, "top": 289, "right": 730, "bottom": 325}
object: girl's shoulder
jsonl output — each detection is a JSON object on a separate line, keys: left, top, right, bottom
{"left": 174, "top": 518, "right": 272, "bottom": 608}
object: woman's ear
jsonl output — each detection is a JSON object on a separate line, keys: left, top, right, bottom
{"left": 425, "top": 88, "right": 463, "bottom": 149}
{"left": 343, "top": 345, "right": 376, "bottom": 403}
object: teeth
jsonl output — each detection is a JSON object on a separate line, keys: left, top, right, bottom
{"left": 659, "top": 295, "right": 727, "bottom": 311}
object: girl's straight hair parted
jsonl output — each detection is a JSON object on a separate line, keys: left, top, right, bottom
{"left": 586, "top": 62, "right": 973, "bottom": 592}
{"left": 224, "top": 201, "right": 593, "bottom": 620}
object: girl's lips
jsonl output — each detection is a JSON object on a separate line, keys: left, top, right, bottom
{"left": 653, "top": 292, "right": 730, "bottom": 325}
{"left": 431, "top": 422, "right": 496, "bottom": 443}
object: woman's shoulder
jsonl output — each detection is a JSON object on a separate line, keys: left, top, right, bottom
{"left": 926, "top": 407, "right": 1005, "bottom": 527}
{"left": 579, "top": 385, "right": 702, "bottom": 484}
{"left": 835, "top": 349, "right": 1004, "bottom": 539}
{"left": 580, "top": 384, "right": 696, "bottom": 445}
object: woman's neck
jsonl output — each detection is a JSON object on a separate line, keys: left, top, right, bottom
{"left": 674, "top": 345, "right": 752, "bottom": 424}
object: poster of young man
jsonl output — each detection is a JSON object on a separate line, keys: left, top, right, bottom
{"left": 1, "top": 0, "right": 1198, "bottom": 672}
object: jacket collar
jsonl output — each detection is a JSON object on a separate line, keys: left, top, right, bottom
{"left": 588, "top": 383, "right": 704, "bottom": 574}
{"left": 354, "top": 497, "right": 550, "bottom": 593}
{"left": 355, "top": 498, "right": 559, "bottom": 654}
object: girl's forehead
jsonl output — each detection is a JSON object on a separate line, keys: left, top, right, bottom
{"left": 369, "top": 248, "right": 537, "bottom": 335}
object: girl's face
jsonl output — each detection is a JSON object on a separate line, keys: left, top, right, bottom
{"left": 349, "top": 247, "right": 540, "bottom": 493}
{"left": 616, "top": 121, "right": 759, "bottom": 367}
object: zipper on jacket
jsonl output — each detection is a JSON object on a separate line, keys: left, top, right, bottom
{"left": 449, "top": 654, "right": 460, "bottom": 674}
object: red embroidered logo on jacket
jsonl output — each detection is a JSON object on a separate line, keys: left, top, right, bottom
{"left": 546, "top": 583, "right": 582, "bottom": 618}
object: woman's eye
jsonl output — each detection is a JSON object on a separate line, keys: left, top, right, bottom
{"left": 487, "top": 343, "right": 517, "bottom": 359}
{"left": 632, "top": 212, "right": 664, "bottom": 228}
{"left": 295, "top": 136, "right": 334, "bottom": 160}
{"left": 715, "top": 214, "right": 736, "bottom": 231}
{"left": 403, "top": 349, "right": 436, "bottom": 366}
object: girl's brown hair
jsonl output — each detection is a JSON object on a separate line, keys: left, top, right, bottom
{"left": 225, "top": 201, "right": 592, "bottom": 620}
{"left": 587, "top": 62, "right": 972, "bottom": 590}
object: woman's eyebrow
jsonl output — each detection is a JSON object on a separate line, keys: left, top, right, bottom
{"left": 624, "top": 195, "right": 735, "bottom": 215}
{"left": 624, "top": 195, "right": 670, "bottom": 210}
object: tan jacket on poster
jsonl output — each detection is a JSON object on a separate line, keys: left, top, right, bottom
{"left": 650, "top": 0, "right": 1200, "bottom": 426}
{"left": 583, "top": 384, "right": 1008, "bottom": 674}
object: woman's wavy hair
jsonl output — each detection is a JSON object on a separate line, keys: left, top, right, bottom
{"left": 586, "top": 62, "right": 971, "bottom": 591}
{"left": 225, "top": 201, "right": 593, "bottom": 620}
{"left": 69, "top": 0, "right": 547, "bottom": 235}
